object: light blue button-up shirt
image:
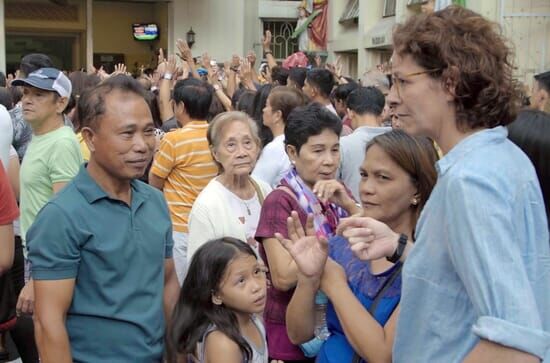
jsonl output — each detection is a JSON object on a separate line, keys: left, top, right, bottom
{"left": 394, "top": 127, "right": 550, "bottom": 362}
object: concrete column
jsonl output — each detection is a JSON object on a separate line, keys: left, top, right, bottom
{"left": 86, "top": 0, "right": 93, "bottom": 70}
{"left": 0, "top": 0, "right": 5, "bottom": 73}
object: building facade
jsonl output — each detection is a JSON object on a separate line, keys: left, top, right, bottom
{"left": 0, "top": 0, "right": 548, "bottom": 86}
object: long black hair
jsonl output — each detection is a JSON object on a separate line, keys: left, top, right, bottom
{"left": 168, "top": 238, "right": 258, "bottom": 362}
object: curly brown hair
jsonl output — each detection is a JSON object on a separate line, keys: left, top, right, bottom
{"left": 392, "top": 6, "right": 521, "bottom": 130}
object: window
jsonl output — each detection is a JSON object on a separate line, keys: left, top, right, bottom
{"left": 263, "top": 21, "right": 299, "bottom": 60}
{"left": 407, "top": 0, "right": 428, "bottom": 4}
{"left": 339, "top": 0, "right": 359, "bottom": 24}
{"left": 384, "top": 0, "right": 396, "bottom": 17}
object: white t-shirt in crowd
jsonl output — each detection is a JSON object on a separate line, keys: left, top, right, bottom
{"left": 0, "top": 104, "right": 13, "bottom": 169}
{"left": 220, "top": 186, "right": 261, "bottom": 240}
{"left": 325, "top": 103, "right": 338, "bottom": 116}
{"left": 338, "top": 125, "right": 392, "bottom": 201}
{"left": 9, "top": 145, "right": 20, "bottom": 237}
{"left": 252, "top": 134, "right": 291, "bottom": 188}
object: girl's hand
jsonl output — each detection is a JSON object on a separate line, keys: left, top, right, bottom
{"left": 275, "top": 212, "right": 328, "bottom": 279}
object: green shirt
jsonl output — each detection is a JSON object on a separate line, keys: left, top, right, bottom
{"left": 27, "top": 164, "right": 174, "bottom": 362}
{"left": 20, "top": 125, "right": 82, "bottom": 243}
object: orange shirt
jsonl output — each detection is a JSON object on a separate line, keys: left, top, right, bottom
{"left": 150, "top": 121, "right": 218, "bottom": 232}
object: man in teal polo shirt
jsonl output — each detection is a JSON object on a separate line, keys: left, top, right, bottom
{"left": 27, "top": 75, "right": 180, "bottom": 362}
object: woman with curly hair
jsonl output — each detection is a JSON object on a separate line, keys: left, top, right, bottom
{"left": 336, "top": 6, "right": 549, "bottom": 363}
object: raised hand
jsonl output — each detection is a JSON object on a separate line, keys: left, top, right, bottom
{"left": 112, "top": 63, "right": 127, "bottom": 76}
{"left": 275, "top": 212, "right": 328, "bottom": 278}
{"left": 176, "top": 39, "right": 193, "bottom": 62}
{"left": 164, "top": 55, "right": 177, "bottom": 77}
{"left": 202, "top": 52, "right": 212, "bottom": 69}
{"left": 262, "top": 30, "right": 272, "bottom": 51}
{"left": 231, "top": 54, "right": 241, "bottom": 70}
{"left": 337, "top": 217, "right": 399, "bottom": 261}
{"left": 246, "top": 50, "right": 257, "bottom": 67}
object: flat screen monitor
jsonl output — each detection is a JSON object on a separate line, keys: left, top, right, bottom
{"left": 132, "top": 23, "right": 159, "bottom": 41}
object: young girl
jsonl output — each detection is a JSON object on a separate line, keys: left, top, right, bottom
{"left": 169, "top": 238, "right": 271, "bottom": 363}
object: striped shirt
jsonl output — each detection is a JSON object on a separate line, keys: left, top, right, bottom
{"left": 150, "top": 121, "right": 218, "bottom": 232}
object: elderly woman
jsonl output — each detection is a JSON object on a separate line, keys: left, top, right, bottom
{"left": 187, "top": 111, "right": 272, "bottom": 262}
{"left": 255, "top": 102, "right": 360, "bottom": 362}
{"left": 282, "top": 130, "right": 438, "bottom": 363}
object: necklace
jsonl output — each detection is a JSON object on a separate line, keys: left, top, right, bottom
{"left": 243, "top": 199, "right": 251, "bottom": 216}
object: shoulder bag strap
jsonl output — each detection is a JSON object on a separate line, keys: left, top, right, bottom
{"left": 351, "top": 263, "right": 403, "bottom": 363}
{"left": 249, "top": 177, "right": 265, "bottom": 205}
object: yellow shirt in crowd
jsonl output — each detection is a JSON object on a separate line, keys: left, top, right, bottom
{"left": 150, "top": 121, "right": 218, "bottom": 233}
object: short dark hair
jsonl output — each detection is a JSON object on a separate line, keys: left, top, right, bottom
{"left": 346, "top": 86, "right": 385, "bottom": 116}
{"left": 285, "top": 102, "right": 342, "bottom": 153}
{"left": 271, "top": 66, "right": 289, "bottom": 86}
{"left": 507, "top": 109, "right": 550, "bottom": 225}
{"left": 19, "top": 53, "right": 53, "bottom": 77}
{"left": 0, "top": 72, "right": 6, "bottom": 87}
{"left": 534, "top": 72, "right": 550, "bottom": 93}
{"left": 306, "top": 68, "right": 335, "bottom": 98}
{"left": 172, "top": 78, "right": 213, "bottom": 120}
{"left": 289, "top": 67, "right": 307, "bottom": 89}
{"left": 234, "top": 89, "right": 256, "bottom": 116}
{"left": 8, "top": 86, "right": 22, "bottom": 105}
{"left": 78, "top": 75, "right": 148, "bottom": 130}
{"left": 333, "top": 82, "right": 360, "bottom": 102}
{"left": 0, "top": 88, "right": 13, "bottom": 109}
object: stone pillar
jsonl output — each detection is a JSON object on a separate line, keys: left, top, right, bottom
{"left": 86, "top": 0, "right": 93, "bottom": 70}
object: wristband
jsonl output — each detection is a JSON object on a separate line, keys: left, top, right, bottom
{"left": 264, "top": 50, "right": 273, "bottom": 55}
{"left": 162, "top": 73, "right": 173, "bottom": 80}
{"left": 387, "top": 234, "right": 407, "bottom": 263}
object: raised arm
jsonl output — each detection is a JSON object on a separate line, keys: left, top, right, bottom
{"left": 176, "top": 39, "right": 200, "bottom": 80}
{"left": 262, "top": 30, "right": 277, "bottom": 71}
{"left": 157, "top": 51, "right": 176, "bottom": 123}
{"left": 277, "top": 212, "right": 327, "bottom": 343}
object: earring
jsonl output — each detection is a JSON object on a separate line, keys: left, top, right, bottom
{"left": 290, "top": 160, "right": 296, "bottom": 165}
{"left": 412, "top": 198, "right": 418, "bottom": 206}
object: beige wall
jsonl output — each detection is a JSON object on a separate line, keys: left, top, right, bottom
{"left": 92, "top": 1, "right": 167, "bottom": 72}
{"left": 171, "top": 0, "right": 248, "bottom": 64}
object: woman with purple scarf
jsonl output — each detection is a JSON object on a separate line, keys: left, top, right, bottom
{"left": 255, "top": 103, "right": 360, "bottom": 363}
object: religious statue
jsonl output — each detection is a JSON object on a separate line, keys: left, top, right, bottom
{"left": 292, "top": 0, "right": 328, "bottom": 52}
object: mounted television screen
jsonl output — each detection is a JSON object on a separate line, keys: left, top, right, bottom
{"left": 132, "top": 23, "right": 159, "bottom": 41}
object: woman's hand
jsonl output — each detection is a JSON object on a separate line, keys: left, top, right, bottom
{"left": 313, "top": 180, "right": 360, "bottom": 214}
{"left": 337, "top": 217, "right": 399, "bottom": 261}
{"left": 275, "top": 212, "right": 328, "bottom": 279}
{"left": 320, "top": 257, "right": 346, "bottom": 296}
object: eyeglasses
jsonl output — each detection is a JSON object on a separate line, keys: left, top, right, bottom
{"left": 390, "top": 68, "right": 441, "bottom": 98}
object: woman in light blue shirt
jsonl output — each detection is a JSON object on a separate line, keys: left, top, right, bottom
{"left": 338, "top": 6, "right": 550, "bottom": 363}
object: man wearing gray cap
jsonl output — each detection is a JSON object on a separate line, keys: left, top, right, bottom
{"left": 531, "top": 70, "right": 550, "bottom": 113}
{"left": 11, "top": 68, "right": 83, "bottom": 317}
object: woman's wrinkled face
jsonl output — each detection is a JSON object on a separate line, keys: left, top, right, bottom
{"left": 287, "top": 128, "right": 340, "bottom": 189}
{"left": 359, "top": 144, "right": 417, "bottom": 226}
{"left": 213, "top": 120, "right": 260, "bottom": 177}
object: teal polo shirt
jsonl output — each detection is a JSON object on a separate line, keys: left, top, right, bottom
{"left": 27, "top": 164, "right": 173, "bottom": 363}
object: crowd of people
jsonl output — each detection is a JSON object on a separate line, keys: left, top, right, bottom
{"left": 0, "top": 5, "right": 549, "bottom": 363}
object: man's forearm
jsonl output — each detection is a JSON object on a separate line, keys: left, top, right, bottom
{"left": 35, "top": 319, "right": 72, "bottom": 363}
